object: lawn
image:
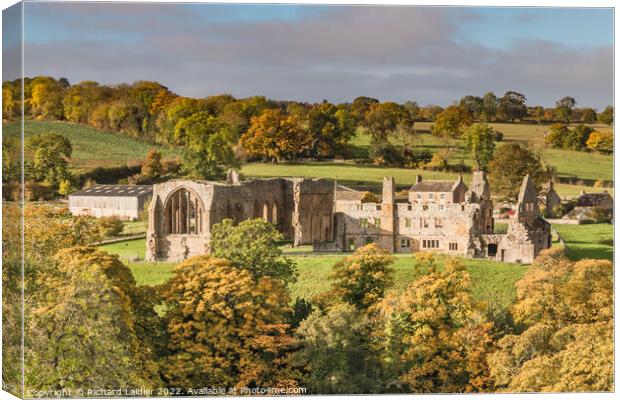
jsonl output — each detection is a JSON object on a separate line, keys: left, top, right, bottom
{"left": 552, "top": 223, "right": 614, "bottom": 261}
{"left": 99, "top": 237, "right": 528, "bottom": 308}
{"left": 3, "top": 120, "right": 180, "bottom": 172}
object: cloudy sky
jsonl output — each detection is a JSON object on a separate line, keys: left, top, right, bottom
{"left": 3, "top": 2, "right": 614, "bottom": 108}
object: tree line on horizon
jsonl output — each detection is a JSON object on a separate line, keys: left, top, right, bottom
{"left": 2, "top": 77, "right": 613, "bottom": 194}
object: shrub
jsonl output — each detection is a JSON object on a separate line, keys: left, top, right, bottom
{"left": 97, "top": 216, "right": 124, "bottom": 237}
{"left": 361, "top": 191, "right": 379, "bottom": 203}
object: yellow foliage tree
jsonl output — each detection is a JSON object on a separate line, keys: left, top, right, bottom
{"left": 488, "top": 249, "right": 613, "bottom": 392}
{"left": 162, "top": 255, "right": 295, "bottom": 390}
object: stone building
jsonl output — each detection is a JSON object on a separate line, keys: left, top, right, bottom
{"left": 146, "top": 178, "right": 334, "bottom": 261}
{"left": 147, "top": 172, "right": 551, "bottom": 264}
{"left": 69, "top": 184, "right": 152, "bottom": 220}
{"left": 541, "top": 180, "right": 562, "bottom": 217}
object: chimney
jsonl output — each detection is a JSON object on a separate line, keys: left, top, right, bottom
{"left": 416, "top": 175, "right": 423, "bottom": 184}
{"left": 382, "top": 177, "right": 395, "bottom": 204}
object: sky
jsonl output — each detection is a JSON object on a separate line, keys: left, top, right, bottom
{"left": 2, "top": 2, "right": 614, "bottom": 108}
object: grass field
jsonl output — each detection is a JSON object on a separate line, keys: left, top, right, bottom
{"left": 99, "top": 237, "right": 527, "bottom": 308}
{"left": 5, "top": 120, "right": 611, "bottom": 195}
{"left": 553, "top": 223, "right": 613, "bottom": 261}
{"left": 351, "top": 123, "right": 613, "bottom": 182}
{"left": 240, "top": 162, "right": 610, "bottom": 197}
{"left": 3, "top": 120, "right": 180, "bottom": 172}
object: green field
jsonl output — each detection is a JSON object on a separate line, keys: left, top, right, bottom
{"left": 351, "top": 123, "right": 613, "bottom": 182}
{"left": 5, "top": 120, "right": 612, "bottom": 195}
{"left": 99, "top": 237, "right": 527, "bottom": 308}
{"left": 240, "top": 162, "right": 610, "bottom": 197}
{"left": 3, "top": 120, "right": 180, "bottom": 172}
{"left": 553, "top": 223, "right": 613, "bottom": 261}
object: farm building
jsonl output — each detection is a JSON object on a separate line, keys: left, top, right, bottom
{"left": 69, "top": 185, "right": 153, "bottom": 220}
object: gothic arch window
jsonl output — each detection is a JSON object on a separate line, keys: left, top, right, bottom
{"left": 263, "top": 202, "right": 270, "bottom": 221}
{"left": 272, "top": 202, "right": 278, "bottom": 224}
{"left": 163, "top": 187, "right": 204, "bottom": 235}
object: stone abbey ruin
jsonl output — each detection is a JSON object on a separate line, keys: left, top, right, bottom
{"left": 146, "top": 171, "right": 551, "bottom": 264}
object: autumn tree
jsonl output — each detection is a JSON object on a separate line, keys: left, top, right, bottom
{"left": 26, "top": 247, "right": 163, "bottom": 391}
{"left": 25, "top": 132, "right": 73, "bottom": 187}
{"left": 241, "top": 108, "right": 313, "bottom": 162}
{"left": 488, "top": 250, "right": 613, "bottom": 392}
{"left": 586, "top": 131, "right": 613, "bottom": 154}
{"left": 544, "top": 123, "right": 569, "bottom": 148}
{"left": 209, "top": 218, "right": 297, "bottom": 286}
{"left": 30, "top": 76, "right": 66, "bottom": 120}
{"left": 598, "top": 105, "right": 613, "bottom": 125}
{"left": 431, "top": 105, "right": 472, "bottom": 141}
{"left": 350, "top": 96, "right": 379, "bottom": 125}
{"left": 554, "top": 96, "right": 576, "bottom": 123}
{"left": 375, "top": 257, "right": 494, "bottom": 393}
{"left": 141, "top": 148, "right": 164, "bottom": 178}
{"left": 458, "top": 95, "right": 484, "bottom": 120}
{"left": 530, "top": 106, "right": 545, "bottom": 124}
{"left": 487, "top": 143, "right": 548, "bottom": 202}
{"left": 580, "top": 107, "right": 597, "bottom": 124}
{"left": 63, "top": 80, "right": 112, "bottom": 124}
{"left": 162, "top": 256, "right": 294, "bottom": 389}
{"left": 463, "top": 124, "right": 496, "bottom": 171}
{"left": 328, "top": 244, "right": 395, "bottom": 311}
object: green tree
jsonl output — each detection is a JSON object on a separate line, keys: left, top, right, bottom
{"left": 25, "top": 132, "right": 73, "bottom": 186}
{"left": 530, "top": 106, "right": 545, "bottom": 124}
{"left": 481, "top": 92, "right": 498, "bottom": 122}
{"left": 162, "top": 255, "right": 294, "bottom": 389}
{"left": 26, "top": 247, "right": 162, "bottom": 391}
{"left": 293, "top": 303, "right": 378, "bottom": 394}
{"left": 458, "top": 95, "right": 484, "bottom": 120}
{"left": 210, "top": 218, "right": 297, "bottom": 286}
{"left": 307, "top": 102, "right": 355, "bottom": 158}
{"left": 598, "top": 106, "right": 613, "bottom": 125}
{"left": 329, "top": 243, "right": 395, "bottom": 311}
{"left": 364, "top": 102, "right": 410, "bottom": 144}
{"left": 554, "top": 96, "right": 576, "bottom": 123}
{"left": 563, "top": 125, "right": 593, "bottom": 151}
{"left": 497, "top": 91, "right": 527, "bottom": 122}
{"left": 487, "top": 143, "right": 547, "bottom": 202}
{"left": 464, "top": 124, "right": 496, "bottom": 171}
{"left": 174, "top": 111, "right": 239, "bottom": 179}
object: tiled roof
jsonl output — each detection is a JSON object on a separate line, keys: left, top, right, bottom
{"left": 70, "top": 185, "right": 152, "bottom": 198}
{"left": 409, "top": 181, "right": 455, "bottom": 192}
{"left": 576, "top": 192, "right": 613, "bottom": 207}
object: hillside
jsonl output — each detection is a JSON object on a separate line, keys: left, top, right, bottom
{"left": 3, "top": 120, "right": 180, "bottom": 172}
{"left": 5, "top": 119, "right": 612, "bottom": 197}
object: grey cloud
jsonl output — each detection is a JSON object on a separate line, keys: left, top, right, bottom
{"left": 18, "top": 4, "right": 613, "bottom": 108}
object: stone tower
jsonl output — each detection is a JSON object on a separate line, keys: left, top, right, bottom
{"left": 471, "top": 170, "right": 494, "bottom": 233}
{"left": 379, "top": 176, "right": 396, "bottom": 252}
{"left": 515, "top": 174, "right": 539, "bottom": 224}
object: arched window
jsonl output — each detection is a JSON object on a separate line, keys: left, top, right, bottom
{"left": 164, "top": 188, "right": 204, "bottom": 235}
{"left": 272, "top": 202, "right": 278, "bottom": 224}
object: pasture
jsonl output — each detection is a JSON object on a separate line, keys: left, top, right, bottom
{"left": 553, "top": 223, "right": 613, "bottom": 261}
{"left": 3, "top": 120, "right": 180, "bottom": 172}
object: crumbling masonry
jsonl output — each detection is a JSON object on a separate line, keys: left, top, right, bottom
{"left": 146, "top": 172, "right": 551, "bottom": 264}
